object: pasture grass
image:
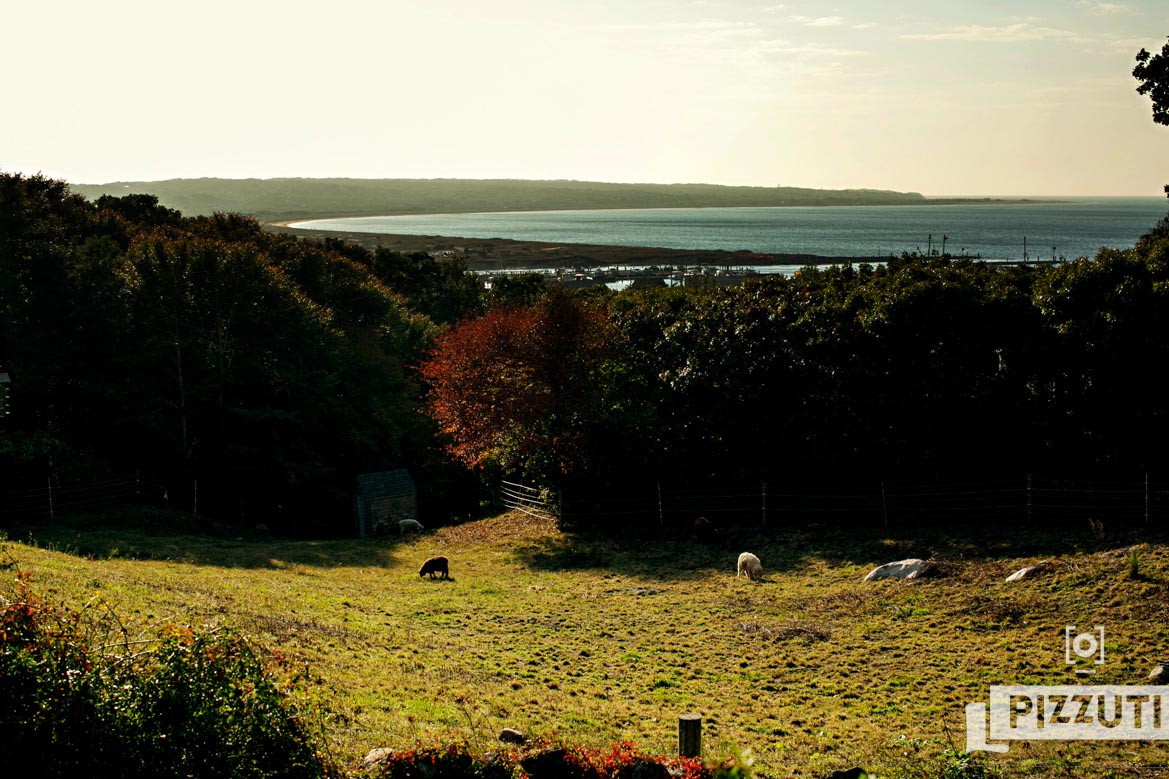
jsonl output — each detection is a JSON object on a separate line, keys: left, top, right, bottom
{"left": 4, "top": 509, "right": 1169, "bottom": 778}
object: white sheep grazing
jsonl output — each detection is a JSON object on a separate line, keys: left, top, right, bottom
{"left": 399, "top": 519, "right": 425, "bottom": 536}
{"left": 737, "top": 552, "right": 763, "bottom": 581}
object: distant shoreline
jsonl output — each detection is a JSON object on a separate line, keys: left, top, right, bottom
{"left": 268, "top": 223, "right": 906, "bottom": 270}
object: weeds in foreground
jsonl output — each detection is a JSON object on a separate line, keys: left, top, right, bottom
{"left": 937, "top": 749, "right": 994, "bottom": 779}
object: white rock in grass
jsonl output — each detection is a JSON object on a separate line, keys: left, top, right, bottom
{"left": 1005, "top": 561, "right": 1050, "bottom": 583}
{"left": 863, "top": 558, "right": 935, "bottom": 581}
{"left": 499, "top": 728, "right": 527, "bottom": 744}
{"left": 361, "top": 748, "right": 396, "bottom": 771}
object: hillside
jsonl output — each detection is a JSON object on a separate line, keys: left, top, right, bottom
{"left": 68, "top": 178, "right": 942, "bottom": 221}
{"left": 5, "top": 511, "right": 1169, "bottom": 778}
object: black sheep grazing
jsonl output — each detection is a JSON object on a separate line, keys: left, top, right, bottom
{"left": 694, "top": 516, "right": 718, "bottom": 542}
{"left": 419, "top": 556, "right": 449, "bottom": 579}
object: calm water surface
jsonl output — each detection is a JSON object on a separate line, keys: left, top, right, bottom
{"left": 293, "top": 198, "right": 1168, "bottom": 262}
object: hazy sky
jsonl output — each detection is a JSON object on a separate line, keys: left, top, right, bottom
{"left": 3, "top": 0, "right": 1167, "bottom": 195}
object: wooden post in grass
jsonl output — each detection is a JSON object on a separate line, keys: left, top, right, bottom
{"left": 679, "top": 713, "right": 702, "bottom": 757}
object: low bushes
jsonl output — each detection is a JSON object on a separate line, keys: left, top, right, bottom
{"left": 357, "top": 740, "right": 748, "bottom": 779}
{"left": 0, "top": 570, "right": 336, "bottom": 779}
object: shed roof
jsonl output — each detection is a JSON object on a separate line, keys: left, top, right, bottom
{"left": 356, "top": 469, "right": 416, "bottom": 500}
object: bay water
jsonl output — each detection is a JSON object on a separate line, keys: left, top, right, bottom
{"left": 292, "top": 197, "right": 1168, "bottom": 264}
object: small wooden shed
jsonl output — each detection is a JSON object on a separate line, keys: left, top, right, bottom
{"left": 354, "top": 469, "right": 417, "bottom": 538}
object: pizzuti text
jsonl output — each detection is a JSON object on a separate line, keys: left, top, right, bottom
{"left": 992, "top": 686, "right": 1169, "bottom": 740}
{"left": 1013, "top": 690, "right": 1162, "bottom": 729}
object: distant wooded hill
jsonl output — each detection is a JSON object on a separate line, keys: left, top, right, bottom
{"left": 70, "top": 178, "right": 946, "bottom": 221}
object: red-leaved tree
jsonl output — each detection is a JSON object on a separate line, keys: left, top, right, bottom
{"left": 420, "top": 288, "right": 615, "bottom": 482}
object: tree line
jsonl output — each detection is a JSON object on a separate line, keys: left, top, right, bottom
{"left": 0, "top": 174, "right": 484, "bottom": 532}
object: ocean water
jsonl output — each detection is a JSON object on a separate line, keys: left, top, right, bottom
{"left": 292, "top": 197, "right": 1169, "bottom": 262}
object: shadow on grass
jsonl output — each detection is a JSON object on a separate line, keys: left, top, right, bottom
{"left": 7, "top": 506, "right": 1163, "bottom": 580}
{"left": 0, "top": 508, "right": 412, "bottom": 570}
{"left": 511, "top": 526, "right": 757, "bottom": 580}
{"left": 507, "top": 514, "right": 1169, "bottom": 581}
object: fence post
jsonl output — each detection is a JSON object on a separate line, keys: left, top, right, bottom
{"left": 679, "top": 713, "right": 702, "bottom": 758}
{"left": 1146, "top": 473, "right": 1150, "bottom": 528}
{"left": 47, "top": 477, "right": 54, "bottom": 520}
{"left": 881, "top": 480, "right": 888, "bottom": 527}
{"left": 193, "top": 479, "right": 198, "bottom": 518}
{"left": 658, "top": 482, "right": 663, "bottom": 527}
{"left": 1026, "top": 473, "right": 1032, "bottom": 524}
{"left": 761, "top": 481, "right": 767, "bottom": 528}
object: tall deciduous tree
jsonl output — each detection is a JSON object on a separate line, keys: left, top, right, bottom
{"left": 420, "top": 287, "right": 616, "bottom": 483}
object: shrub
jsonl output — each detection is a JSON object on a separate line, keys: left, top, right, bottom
{"left": 0, "top": 571, "right": 336, "bottom": 779}
{"left": 361, "top": 742, "right": 512, "bottom": 779}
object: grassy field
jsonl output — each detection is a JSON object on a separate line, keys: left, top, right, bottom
{"left": 4, "top": 510, "right": 1169, "bottom": 778}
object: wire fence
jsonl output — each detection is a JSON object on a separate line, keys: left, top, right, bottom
{"left": 1, "top": 473, "right": 166, "bottom": 521}
{"left": 499, "top": 480, "right": 558, "bottom": 521}
{"left": 4, "top": 471, "right": 1163, "bottom": 531}
{"left": 557, "top": 474, "right": 1166, "bottom": 529}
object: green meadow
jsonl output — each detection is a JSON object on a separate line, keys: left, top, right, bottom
{"left": 5, "top": 510, "right": 1169, "bottom": 778}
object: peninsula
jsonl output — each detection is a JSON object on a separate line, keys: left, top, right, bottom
{"left": 70, "top": 177, "right": 1041, "bottom": 223}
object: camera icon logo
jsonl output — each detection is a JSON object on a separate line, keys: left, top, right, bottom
{"left": 1064, "top": 625, "right": 1105, "bottom": 668}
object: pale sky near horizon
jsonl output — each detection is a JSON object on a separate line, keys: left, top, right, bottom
{"left": 3, "top": 0, "right": 1167, "bottom": 196}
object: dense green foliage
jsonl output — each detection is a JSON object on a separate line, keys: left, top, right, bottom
{"left": 0, "top": 173, "right": 479, "bottom": 532}
{"left": 1135, "top": 37, "right": 1169, "bottom": 129}
{"left": 68, "top": 178, "right": 950, "bottom": 222}
{"left": 0, "top": 572, "right": 335, "bottom": 779}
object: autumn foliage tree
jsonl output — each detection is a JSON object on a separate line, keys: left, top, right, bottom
{"left": 421, "top": 287, "right": 617, "bottom": 484}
